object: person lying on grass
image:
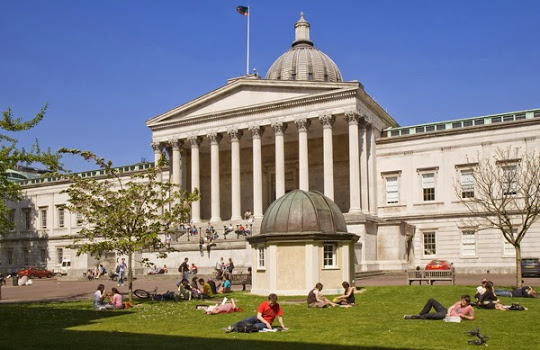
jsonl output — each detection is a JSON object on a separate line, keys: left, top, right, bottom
{"left": 225, "top": 293, "right": 288, "bottom": 332}
{"left": 307, "top": 283, "right": 338, "bottom": 308}
{"left": 495, "top": 286, "right": 539, "bottom": 298}
{"left": 206, "top": 298, "right": 243, "bottom": 315}
{"left": 404, "top": 294, "right": 474, "bottom": 320}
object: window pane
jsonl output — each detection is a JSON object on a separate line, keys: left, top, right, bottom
{"left": 461, "top": 231, "right": 476, "bottom": 256}
{"left": 461, "top": 171, "right": 475, "bottom": 198}
{"left": 386, "top": 176, "right": 398, "bottom": 204}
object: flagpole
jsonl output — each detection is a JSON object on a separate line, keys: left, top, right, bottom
{"left": 246, "top": 6, "right": 250, "bottom": 75}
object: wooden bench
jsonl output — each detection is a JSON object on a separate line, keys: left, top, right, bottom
{"left": 407, "top": 269, "right": 455, "bottom": 285}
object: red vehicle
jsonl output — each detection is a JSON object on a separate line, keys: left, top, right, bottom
{"left": 425, "top": 259, "right": 452, "bottom": 270}
{"left": 18, "top": 267, "right": 54, "bottom": 279}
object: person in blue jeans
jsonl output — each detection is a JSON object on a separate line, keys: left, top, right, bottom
{"left": 117, "top": 258, "right": 127, "bottom": 286}
{"left": 495, "top": 286, "right": 537, "bottom": 298}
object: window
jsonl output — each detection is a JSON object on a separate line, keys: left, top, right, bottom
{"left": 7, "top": 250, "right": 13, "bottom": 265}
{"left": 76, "top": 213, "right": 83, "bottom": 226}
{"left": 461, "top": 231, "right": 476, "bottom": 256}
{"left": 40, "top": 248, "right": 47, "bottom": 264}
{"left": 57, "top": 248, "right": 63, "bottom": 264}
{"left": 422, "top": 173, "right": 436, "bottom": 201}
{"left": 22, "top": 208, "right": 31, "bottom": 230}
{"left": 8, "top": 209, "right": 15, "bottom": 230}
{"left": 461, "top": 170, "right": 475, "bottom": 198}
{"left": 57, "top": 207, "right": 65, "bottom": 228}
{"left": 502, "top": 165, "right": 517, "bottom": 195}
{"left": 22, "top": 248, "right": 29, "bottom": 265}
{"left": 323, "top": 243, "right": 337, "bottom": 267}
{"left": 257, "top": 246, "right": 265, "bottom": 269}
{"left": 386, "top": 176, "right": 399, "bottom": 204}
{"left": 40, "top": 207, "right": 47, "bottom": 229}
{"left": 423, "top": 232, "right": 436, "bottom": 256}
{"left": 308, "top": 73, "right": 314, "bottom": 81}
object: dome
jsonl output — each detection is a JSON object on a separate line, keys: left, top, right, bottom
{"left": 265, "top": 13, "right": 343, "bottom": 82}
{"left": 260, "top": 189, "right": 348, "bottom": 234}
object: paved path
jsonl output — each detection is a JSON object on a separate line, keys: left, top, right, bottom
{"left": 0, "top": 273, "right": 538, "bottom": 303}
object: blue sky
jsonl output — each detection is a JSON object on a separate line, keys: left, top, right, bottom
{"left": 2, "top": 0, "right": 539, "bottom": 172}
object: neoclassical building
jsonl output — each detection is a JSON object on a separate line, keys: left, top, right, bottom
{"left": 2, "top": 14, "right": 539, "bottom": 277}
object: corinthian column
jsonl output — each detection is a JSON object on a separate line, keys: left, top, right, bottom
{"left": 295, "top": 119, "right": 311, "bottom": 191}
{"left": 347, "top": 112, "right": 361, "bottom": 213}
{"left": 229, "top": 129, "right": 243, "bottom": 220}
{"left": 189, "top": 137, "right": 202, "bottom": 223}
{"left": 319, "top": 114, "right": 335, "bottom": 200}
{"left": 359, "top": 120, "right": 368, "bottom": 213}
{"left": 272, "top": 122, "right": 288, "bottom": 199}
{"left": 152, "top": 142, "right": 163, "bottom": 215}
{"left": 171, "top": 139, "right": 183, "bottom": 188}
{"left": 250, "top": 126, "right": 264, "bottom": 219}
{"left": 208, "top": 133, "right": 222, "bottom": 222}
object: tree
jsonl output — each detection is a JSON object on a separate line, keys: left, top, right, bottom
{"left": 455, "top": 147, "right": 540, "bottom": 287}
{"left": 1, "top": 104, "right": 61, "bottom": 234}
{"left": 58, "top": 149, "right": 198, "bottom": 300}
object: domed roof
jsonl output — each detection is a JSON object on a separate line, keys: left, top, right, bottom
{"left": 265, "top": 13, "right": 343, "bottom": 82}
{"left": 260, "top": 190, "right": 348, "bottom": 234}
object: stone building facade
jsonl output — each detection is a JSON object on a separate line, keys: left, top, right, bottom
{"left": 1, "top": 14, "right": 539, "bottom": 276}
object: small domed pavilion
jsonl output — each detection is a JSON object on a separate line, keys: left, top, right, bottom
{"left": 247, "top": 190, "right": 359, "bottom": 296}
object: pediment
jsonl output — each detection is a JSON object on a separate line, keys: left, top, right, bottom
{"left": 147, "top": 79, "right": 357, "bottom": 128}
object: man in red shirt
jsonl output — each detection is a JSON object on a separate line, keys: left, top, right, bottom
{"left": 226, "top": 293, "right": 288, "bottom": 332}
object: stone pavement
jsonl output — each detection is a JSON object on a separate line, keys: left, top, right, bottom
{"left": 0, "top": 273, "right": 538, "bottom": 303}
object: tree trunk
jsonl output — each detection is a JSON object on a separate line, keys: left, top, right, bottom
{"left": 515, "top": 244, "right": 522, "bottom": 288}
{"left": 128, "top": 253, "right": 133, "bottom": 302}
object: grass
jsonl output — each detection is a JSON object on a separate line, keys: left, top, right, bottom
{"left": 1, "top": 286, "right": 539, "bottom": 349}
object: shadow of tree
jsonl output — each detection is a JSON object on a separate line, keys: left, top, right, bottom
{"left": 0, "top": 304, "right": 408, "bottom": 350}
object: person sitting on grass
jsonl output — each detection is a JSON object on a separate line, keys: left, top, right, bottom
{"left": 404, "top": 295, "right": 475, "bottom": 320}
{"left": 206, "top": 298, "right": 243, "bottom": 315}
{"left": 477, "top": 281, "right": 506, "bottom": 310}
{"left": 109, "top": 287, "right": 124, "bottom": 309}
{"left": 333, "top": 281, "right": 355, "bottom": 306}
{"left": 226, "top": 293, "right": 288, "bottom": 333}
{"left": 307, "top": 283, "right": 337, "bottom": 308}
{"left": 94, "top": 284, "right": 114, "bottom": 310}
{"left": 199, "top": 278, "right": 213, "bottom": 299}
{"left": 177, "top": 278, "right": 192, "bottom": 300}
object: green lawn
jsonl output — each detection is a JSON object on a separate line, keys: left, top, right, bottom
{"left": 1, "top": 286, "right": 538, "bottom": 349}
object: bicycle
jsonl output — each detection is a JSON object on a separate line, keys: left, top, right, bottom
{"left": 133, "top": 287, "right": 176, "bottom": 301}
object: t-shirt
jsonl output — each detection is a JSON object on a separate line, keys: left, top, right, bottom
{"left": 111, "top": 293, "right": 123, "bottom": 309}
{"left": 448, "top": 301, "right": 474, "bottom": 318}
{"left": 223, "top": 280, "right": 231, "bottom": 289}
{"left": 180, "top": 262, "right": 188, "bottom": 273}
{"left": 214, "top": 303, "right": 235, "bottom": 314}
{"left": 512, "top": 287, "right": 531, "bottom": 297}
{"left": 203, "top": 283, "right": 213, "bottom": 297}
{"left": 94, "top": 290, "right": 105, "bottom": 308}
{"left": 257, "top": 301, "right": 283, "bottom": 324}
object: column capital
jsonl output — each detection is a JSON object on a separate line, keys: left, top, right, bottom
{"left": 151, "top": 142, "right": 163, "bottom": 153}
{"left": 271, "top": 122, "right": 288, "bottom": 136}
{"left": 319, "top": 114, "right": 335, "bottom": 128}
{"left": 295, "top": 118, "right": 311, "bottom": 132}
{"left": 228, "top": 129, "right": 243, "bottom": 142}
{"left": 188, "top": 136, "right": 202, "bottom": 147}
{"left": 207, "top": 133, "right": 223, "bottom": 144}
{"left": 249, "top": 125, "right": 265, "bottom": 139}
{"left": 171, "top": 139, "right": 184, "bottom": 151}
{"left": 346, "top": 111, "right": 361, "bottom": 125}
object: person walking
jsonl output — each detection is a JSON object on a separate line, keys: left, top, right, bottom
{"left": 116, "top": 258, "right": 127, "bottom": 286}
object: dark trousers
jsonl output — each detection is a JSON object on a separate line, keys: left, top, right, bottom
{"left": 418, "top": 298, "right": 447, "bottom": 320}
{"left": 232, "top": 316, "right": 266, "bottom": 331}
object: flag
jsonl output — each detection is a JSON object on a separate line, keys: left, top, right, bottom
{"left": 236, "top": 6, "right": 249, "bottom": 16}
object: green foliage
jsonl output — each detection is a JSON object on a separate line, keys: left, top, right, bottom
{"left": 56, "top": 149, "right": 199, "bottom": 298}
{"left": 0, "top": 286, "right": 538, "bottom": 349}
{"left": 0, "top": 104, "right": 61, "bottom": 234}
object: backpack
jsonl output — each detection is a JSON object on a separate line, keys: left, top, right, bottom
{"left": 116, "top": 265, "right": 121, "bottom": 273}
{"left": 235, "top": 321, "right": 259, "bottom": 333}
{"left": 509, "top": 303, "right": 526, "bottom": 311}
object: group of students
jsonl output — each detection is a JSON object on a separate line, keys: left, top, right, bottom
{"left": 93, "top": 284, "right": 132, "bottom": 310}
{"left": 307, "top": 281, "right": 355, "bottom": 308}
{"left": 177, "top": 274, "right": 232, "bottom": 300}
{"left": 403, "top": 279, "right": 538, "bottom": 321}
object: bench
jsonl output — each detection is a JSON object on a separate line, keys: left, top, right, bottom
{"left": 229, "top": 272, "right": 251, "bottom": 290}
{"left": 407, "top": 269, "right": 455, "bottom": 285}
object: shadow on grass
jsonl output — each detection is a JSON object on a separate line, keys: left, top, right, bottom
{"left": 0, "top": 304, "right": 411, "bottom": 350}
